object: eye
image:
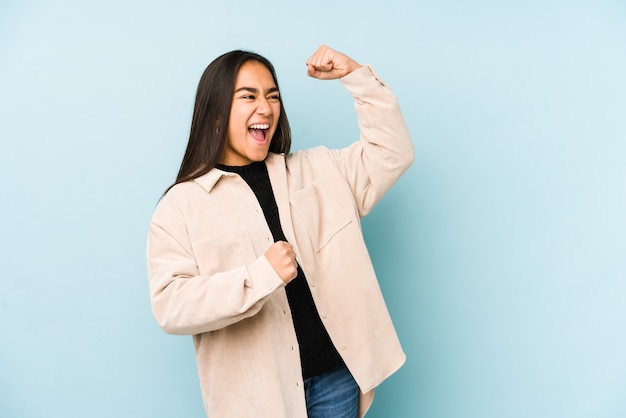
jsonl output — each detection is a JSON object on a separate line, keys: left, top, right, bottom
{"left": 268, "top": 94, "right": 280, "bottom": 102}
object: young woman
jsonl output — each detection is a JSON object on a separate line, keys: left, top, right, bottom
{"left": 147, "top": 45, "right": 414, "bottom": 417}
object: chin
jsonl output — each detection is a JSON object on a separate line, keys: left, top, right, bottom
{"left": 253, "top": 151, "right": 270, "bottom": 161}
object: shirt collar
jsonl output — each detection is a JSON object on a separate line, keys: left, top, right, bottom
{"left": 193, "top": 153, "right": 285, "bottom": 193}
{"left": 193, "top": 169, "right": 229, "bottom": 193}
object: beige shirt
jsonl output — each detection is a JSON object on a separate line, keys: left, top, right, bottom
{"left": 147, "top": 65, "right": 414, "bottom": 417}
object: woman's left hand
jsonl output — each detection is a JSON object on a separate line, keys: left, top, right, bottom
{"left": 306, "top": 45, "right": 361, "bottom": 80}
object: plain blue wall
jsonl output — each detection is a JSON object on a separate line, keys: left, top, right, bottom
{"left": 1, "top": 1, "right": 625, "bottom": 417}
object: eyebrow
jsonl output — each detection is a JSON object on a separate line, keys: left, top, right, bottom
{"left": 234, "top": 87, "right": 279, "bottom": 94}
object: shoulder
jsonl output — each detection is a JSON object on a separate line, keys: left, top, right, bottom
{"left": 152, "top": 180, "right": 205, "bottom": 224}
{"left": 285, "top": 146, "right": 334, "bottom": 167}
{"left": 161, "top": 180, "right": 204, "bottom": 204}
{"left": 281, "top": 146, "right": 350, "bottom": 189}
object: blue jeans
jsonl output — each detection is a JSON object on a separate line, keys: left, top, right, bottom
{"left": 304, "top": 366, "right": 359, "bottom": 418}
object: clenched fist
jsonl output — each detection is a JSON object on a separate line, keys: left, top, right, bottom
{"left": 306, "top": 45, "right": 361, "bottom": 80}
{"left": 265, "top": 241, "right": 298, "bottom": 284}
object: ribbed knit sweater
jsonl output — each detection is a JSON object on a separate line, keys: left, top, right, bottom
{"left": 216, "top": 161, "right": 345, "bottom": 379}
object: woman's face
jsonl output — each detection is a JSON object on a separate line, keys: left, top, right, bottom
{"left": 220, "top": 61, "right": 281, "bottom": 166}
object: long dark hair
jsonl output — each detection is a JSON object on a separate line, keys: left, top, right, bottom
{"left": 165, "top": 50, "right": 291, "bottom": 195}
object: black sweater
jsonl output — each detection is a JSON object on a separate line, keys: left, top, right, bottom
{"left": 216, "top": 161, "right": 344, "bottom": 379}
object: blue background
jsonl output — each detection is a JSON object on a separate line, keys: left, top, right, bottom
{"left": 1, "top": 1, "right": 625, "bottom": 417}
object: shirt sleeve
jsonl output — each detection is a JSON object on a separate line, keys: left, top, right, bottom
{"left": 327, "top": 64, "right": 414, "bottom": 217}
{"left": 146, "top": 193, "right": 285, "bottom": 335}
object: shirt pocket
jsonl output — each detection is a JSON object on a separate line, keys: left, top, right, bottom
{"left": 192, "top": 230, "right": 257, "bottom": 276}
{"left": 290, "top": 183, "right": 352, "bottom": 252}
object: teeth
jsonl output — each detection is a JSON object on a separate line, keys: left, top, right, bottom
{"left": 250, "top": 124, "right": 269, "bottom": 130}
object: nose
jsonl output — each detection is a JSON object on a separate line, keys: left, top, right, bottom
{"left": 256, "top": 97, "right": 272, "bottom": 115}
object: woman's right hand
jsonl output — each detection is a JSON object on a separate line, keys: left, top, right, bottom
{"left": 265, "top": 241, "right": 298, "bottom": 284}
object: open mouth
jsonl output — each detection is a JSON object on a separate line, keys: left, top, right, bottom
{"left": 248, "top": 123, "right": 270, "bottom": 143}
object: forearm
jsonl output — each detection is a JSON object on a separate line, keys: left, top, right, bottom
{"left": 147, "top": 223, "right": 284, "bottom": 335}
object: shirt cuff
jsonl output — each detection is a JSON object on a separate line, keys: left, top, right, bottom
{"left": 340, "top": 64, "right": 387, "bottom": 97}
{"left": 246, "top": 255, "right": 285, "bottom": 293}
